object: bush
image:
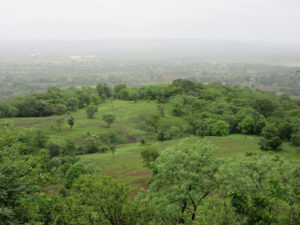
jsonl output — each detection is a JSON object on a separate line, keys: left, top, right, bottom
{"left": 140, "top": 147, "right": 159, "bottom": 168}
{"left": 46, "top": 143, "right": 61, "bottom": 158}
{"left": 238, "top": 116, "right": 255, "bottom": 134}
{"left": 99, "top": 132, "right": 126, "bottom": 144}
{"left": 157, "top": 119, "right": 183, "bottom": 141}
{"left": 259, "top": 123, "right": 282, "bottom": 151}
{"left": 48, "top": 157, "right": 62, "bottom": 169}
{"left": 81, "top": 135, "right": 100, "bottom": 154}
{"left": 64, "top": 163, "right": 86, "bottom": 189}
{"left": 212, "top": 121, "right": 230, "bottom": 136}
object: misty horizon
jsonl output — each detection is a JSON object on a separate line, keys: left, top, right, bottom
{"left": 1, "top": 0, "right": 300, "bottom": 45}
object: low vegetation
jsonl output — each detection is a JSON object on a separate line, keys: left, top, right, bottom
{"left": 0, "top": 79, "right": 300, "bottom": 224}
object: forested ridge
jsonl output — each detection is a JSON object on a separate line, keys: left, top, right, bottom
{"left": 0, "top": 79, "right": 300, "bottom": 224}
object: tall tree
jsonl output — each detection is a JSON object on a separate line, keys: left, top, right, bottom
{"left": 146, "top": 139, "right": 220, "bottom": 224}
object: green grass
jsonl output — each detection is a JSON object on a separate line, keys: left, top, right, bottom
{"left": 79, "top": 134, "right": 300, "bottom": 193}
{"left": 2, "top": 100, "right": 160, "bottom": 144}
{"left": 2, "top": 100, "right": 300, "bottom": 193}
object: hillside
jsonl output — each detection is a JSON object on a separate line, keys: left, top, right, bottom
{"left": 3, "top": 98, "right": 300, "bottom": 193}
{"left": 1, "top": 80, "right": 300, "bottom": 224}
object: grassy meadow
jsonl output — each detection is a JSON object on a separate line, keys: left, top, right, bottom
{"left": 2, "top": 100, "right": 300, "bottom": 193}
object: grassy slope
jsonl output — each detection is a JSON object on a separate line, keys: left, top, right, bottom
{"left": 2, "top": 100, "right": 159, "bottom": 144}
{"left": 80, "top": 135, "right": 300, "bottom": 193}
{"left": 2, "top": 100, "right": 300, "bottom": 193}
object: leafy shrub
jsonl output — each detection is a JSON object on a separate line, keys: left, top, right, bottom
{"left": 48, "top": 157, "right": 62, "bottom": 169}
{"left": 212, "top": 120, "right": 230, "bottom": 136}
{"left": 64, "top": 163, "right": 86, "bottom": 189}
{"left": 259, "top": 123, "right": 282, "bottom": 151}
{"left": 140, "top": 147, "right": 159, "bottom": 168}
{"left": 46, "top": 143, "right": 61, "bottom": 158}
{"left": 238, "top": 116, "right": 255, "bottom": 134}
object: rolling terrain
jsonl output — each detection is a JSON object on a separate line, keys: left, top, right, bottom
{"left": 3, "top": 99, "right": 300, "bottom": 194}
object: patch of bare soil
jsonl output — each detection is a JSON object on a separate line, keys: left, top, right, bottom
{"left": 127, "top": 171, "right": 152, "bottom": 177}
{"left": 131, "top": 178, "right": 150, "bottom": 196}
{"left": 126, "top": 134, "right": 137, "bottom": 143}
{"left": 15, "top": 118, "right": 57, "bottom": 127}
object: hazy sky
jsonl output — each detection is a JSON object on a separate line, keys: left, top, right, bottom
{"left": 1, "top": 0, "right": 300, "bottom": 45}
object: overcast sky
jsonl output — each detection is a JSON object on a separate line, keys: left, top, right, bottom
{"left": 1, "top": 0, "right": 300, "bottom": 45}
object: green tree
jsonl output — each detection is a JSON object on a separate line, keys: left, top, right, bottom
{"left": 67, "top": 116, "right": 74, "bottom": 129}
{"left": 46, "top": 143, "right": 61, "bottom": 158}
{"left": 53, "top": 103, "right": 67, "bottom": 115}
{"left": 228, "top": 192, "right": 274, "bottom": 225}
{"left": 34, "top": 130, "right": 49, "bottom": 148}
{"left": 96, "top": 83, "right": 112, "bottom": 98}
{"left": 259, "top": 123, "right": 282, "bottom": 151}
{"left": 220, "top": 154, "right": 300, "bottom": 224}
{"left": 254, "top": 115, "right": 266, "bottom": 135}
{"left": 61, "top": 138, "right": 77, "bottom": 156}
{"left": 81, "top": 135, "right": 100, "bottom": 154}
{"left": 238, "top": 116, "right": 255, "bottom": 134}
{"left": 253, "top": 97, "right": 277, "bottom": 118}
{"left": 146, "top": 113, "right": 161, "bottom": 132}
{"left": 66, "top": 98, "right": 79, "bottom": 111}
{"left": 64, "top": 163, "right": 86, "bottom": 189}
{"left": 55, "top": 174, "right": 153, "bottom": 225}
{"left": 140, "top": 147, "right": 159, "bottom": 169}
{"left": 102, "top": 113, "right": 116, "bottom": 128}
{"left": 212, "top": 120, "right": 230, "bottom": 136}
{"left": 146, "top": 139, "right": 220, "bottom": 223}
{"left": 86, "top": 105, "right": 98, "bottom": 118}
{"left": 114, "top": 84, "right": 127, "bottom": 99}
{"left": 129, "top": 90, "right": 139, "bottom": 103}
{"left": 172, "top": 103, "right": 184, "bottom": 116}
{"left": 0, "top": 123, "right": 41, "bottom": 223}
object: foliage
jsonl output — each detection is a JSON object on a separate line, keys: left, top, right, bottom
{"left": 220, "top": 153, "right": 300, "bottom": 224}
{"left": 238, "top": 116, "right": 255, "bottom": 134}
{"left": 51, "top": 174, "right": 153, "bottom": 225}
{"left": 64, "top": 163, "right": 86, "bottom": 189}
{"left": 146, "top": 113, "right": 161, "bottom": 132}
{"left": 145, "top": 139, "right": 220, "bottom": 223}
{"left": 81, "top": 135, "right": 101, "bottom": 154}
{"left": 67, "top": 116, "right": 74, "bottom": 129}
{"left": 47, "top": 143, "right": 61, "bottom": 158}
{"left": 102, "top": 113, "right": 116, "bottom": 128}
{"left": 140, "top": 147, "right": 159, "bottom": 168}
{"left": 212, "top": 120, "right": 230, "bottom": 136}
{"left": 86, "top": 104, "right": 98, "bottom": 118}
{"left": 259, "top": 123, "right": 282, "bottom": 151}
{"left": 228, "top": 192, "right": 274, "bottom": 225}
